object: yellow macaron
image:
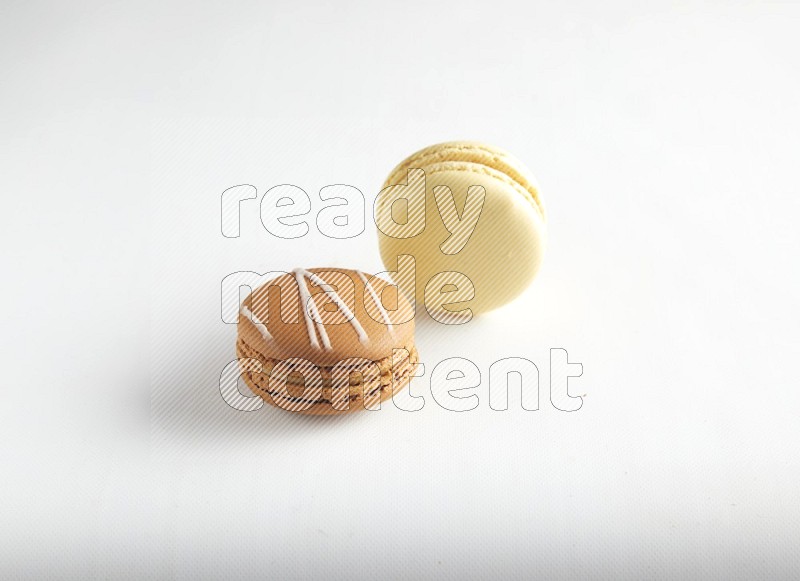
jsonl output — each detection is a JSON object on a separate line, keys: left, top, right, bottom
{"left": 376, "top": 141, "right": 547, "bottom": 318}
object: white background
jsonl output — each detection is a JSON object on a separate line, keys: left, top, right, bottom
{"left": 2, "top": 1, "right": 799, "bottom": 579}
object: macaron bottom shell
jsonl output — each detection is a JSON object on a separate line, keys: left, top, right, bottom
{"left": 237, "top": 341, "right": 419, "bottom": 415}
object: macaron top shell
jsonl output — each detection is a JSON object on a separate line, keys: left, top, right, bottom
{"left": 382, "top": 141, "right": 545, "bottom": 221}
{"left": 238, "top": 268, "right": 415, "bottom": 367}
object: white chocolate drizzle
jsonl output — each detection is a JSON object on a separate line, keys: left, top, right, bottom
{"left": 356, "top": 269, "right": 395, "bottom": 337}
{"left": 293, "top": 269, "right": 327, "bottom": 350}
{"left": 242, "top": 269, "right": 380, "bottom": 351}
{"left": 294, "top": 268, "right": 369, "bottom": 350}
{"left": 240, "top": 305, "right": 273, "bottom": 342}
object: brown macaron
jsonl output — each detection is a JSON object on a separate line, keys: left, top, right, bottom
{"left": 236, "top": 267, "right": 418, "bottom": 415}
